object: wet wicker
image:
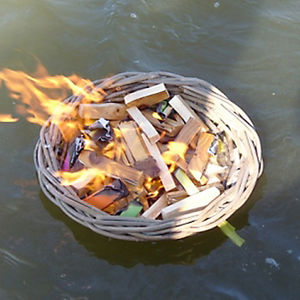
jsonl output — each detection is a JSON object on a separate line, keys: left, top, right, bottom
{"left": 34, "top": 72, "right": 263, "bottom": 241}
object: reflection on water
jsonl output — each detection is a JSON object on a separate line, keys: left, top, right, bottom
{"left": 0, "top": 0, "right": 300, "bottom": 299}
{"left": 40, "top": 174, "right": 267, "bottom": 267}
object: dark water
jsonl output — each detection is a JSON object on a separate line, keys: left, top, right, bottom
{"left": 0, "top": 0, "right": 300, "bottom": 299}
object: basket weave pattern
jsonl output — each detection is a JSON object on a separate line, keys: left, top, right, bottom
{"left": 34, "top": 72, "right": 263, "bottom": 241}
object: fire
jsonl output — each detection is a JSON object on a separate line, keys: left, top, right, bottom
{"left": 167, "top": 142, "right": 188, "bottom": 159}
{"left": 113, "top": 128, "right": 121, "bottom": 139}
{"left": 83, "top": 139, "right": 97, "bottom": 151}
{"left": 0, "top": 62, "right": 106, "bottom": 133}
{"left": 152, "top": 112, "right": 163, "bottom": 121}
{"left": 162, "top": 141, "right": 188, "bottom": 172}
{"left": 102, "top": 141, "right": 116, "bottom": 159}
{"left": 144, "top": 177, "right": 163, "bottom": 198}
{"left": 0, "top": 114, "right": 18, "bottom": 123}
{"left": 55, "top": 168, "right": 106, "bottom": 191}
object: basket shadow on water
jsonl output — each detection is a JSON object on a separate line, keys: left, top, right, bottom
{"left": 34, "top": 72, "right": 263, "bottom": 242}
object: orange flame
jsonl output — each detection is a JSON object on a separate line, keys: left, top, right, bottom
{"left": 0, "top": 114, "right": 18, "bottom": 123}
{"left": 113, "top": 128, "right": 121, "bottom": 139}
{"left": 162, "top": 141, "right": 188, "bottom": 172}
{"left": 144, "top": 177, "right": 163, "bottom": 198}
{"left": 0, "top": 63, "right": 106, "bottom": 138}
{"left": 55, "top": 168, "right": 106, "bottom": 191}
{"left": 102, "top": 141, "right": 116, "bottom": 159}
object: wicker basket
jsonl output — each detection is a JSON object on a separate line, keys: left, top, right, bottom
{"left": 34, "top": 72, "right": 263, "bottom": 241}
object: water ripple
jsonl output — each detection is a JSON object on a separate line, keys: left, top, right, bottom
{"left": 0, "top": 248, "right": 35, "bottom": 268}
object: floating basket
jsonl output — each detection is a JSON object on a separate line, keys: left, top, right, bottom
{"left": 34, "top": 72, "right": 263, "bottom": 241}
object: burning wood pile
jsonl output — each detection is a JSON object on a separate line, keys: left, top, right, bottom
{"left": 56, "top": 83, "right": 231, "bottom": 220}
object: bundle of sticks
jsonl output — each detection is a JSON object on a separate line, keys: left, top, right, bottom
{"left": 56, "top": 83, "right": 231, "bottom": 219}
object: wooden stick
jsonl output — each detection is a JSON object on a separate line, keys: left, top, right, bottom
{"left": 206, "top": 175, "right": 220, "bottom": 185}
{"left": 173, "top": 113, "right": 185, "bottom": 125}
{"left": 118, "top": 121, "right": 149, "bottom": 162}
{"left": 161, "top": 119, "right": 202, "bottom": 171}
{"left": 142, "top": 194, "right": 168, "bottom": 219}
{"left": 124, "top": 83, "right": 169, "bottom": 107}
{"left": 78, "top": 103, "right": 128, "bottom": 120}
{"left": 119, "top": 135, "right": 135, "bottom": 166}
{"left": 169, "top": 95, "right": 209, "bottom": 131}
{"left": 167, "top": 190, "right": 187, "bottom": 204}
{"left": 157, "top": 142, "right": 169, "bottom": 153}
{"left": 141, "top": 134, "right": 176, "bottom": 192}
{"left": 121, "top": 150, "right": 131, "bottom": 166}
{"left": 79, "top": 150, "right": 144, "bottom": 186}
{"left": 204, "top": 163, "right": 228, "bottom": 177}
{"left": 169, "top": 95, "right": 199, "bottom": 122}
{"left": 127, "top": 106, "right": 160, "bottom": 144}
{"left": 174, "top": 168, "right": 199, "bottom": 196}
{"left": 162, "top": 118, "right": 184, "bottom": 137}
{"left": 125, "top": 184, "right": 147, "bottom": 202}
{"left": 139, "top": 196, "right": 149, "bottom": 211}
{"left": 175, "top": 117, "right": 203, "bottom": 145}
{"left": 143, "top": 110, "right": 183, "bottom": 137}
{"left": 161, "top": 187, "right": 220, "bottom": 219}
{"left": 114, "top": 139, "right": 123, "bottom": 163}
{"left": 188, "top": 132, "right": 215, "bottom": 181}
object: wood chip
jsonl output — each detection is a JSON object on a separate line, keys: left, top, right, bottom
{"left": 204, "top": 163, "right": 228, "bottom": 177}
{"left": 142, "top": 110, "right": 184, "bottom": 137}
{"left": 169, "top": 95, "right": 199, "bottom": 122}
{"left": 78, "top": 103, "right": 128, "bottom": 120}
{"left": 124, "top": 83, "right": 169, "bottom": 107}
{"left": 175, "top": 117, "right": 203, "bottom": 145}
{"left": 174, "top": 168, "right": 199, "bottom": 196}
{"left": 119, "top": 121, "right": 149, "bottom": 162}
{"left": 161, "top": 187, "right": 220, "bottom": 219}
{"left": 142, "top": 194, "right": 168, "bottom": 219}
{"left": 141, "top": 134, "right": 176, "bottom": 192}
{"left": 188, "top": 132, "right": 215, "bottom": 181}
{"left": 119, "top": 135, "right": 135, "bottom": 165}
{"left": 127, "top": 106, "right": 160, "bottom": 144}
{"left": 167, "top": 190, "right": 188, "bottom": 204}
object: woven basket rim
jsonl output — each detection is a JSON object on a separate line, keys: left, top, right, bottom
{"left": 34, "top": 71, "right": 263, "bottom": 241}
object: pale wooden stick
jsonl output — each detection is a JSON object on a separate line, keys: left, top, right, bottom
{"left": 188, "top": 132, "right": 215, "bottom": 181}
{"left": 78, "top": 103, "right": 128, "bottom": 120}
{"left": 118, "top": 121, "right": 149, "bottom": 162}
{"left": 141, "top": 134, "right": 176, "bottom": 192}
{"left": 142, "top": 194, "right": 168, "bottom": 219}
{"left": 169, "top": 95, "right": 199, "bottom": 122}
{"left": 124, "top": 83, "right": 169, "bottom": 107}
{"left": 127, "top": 106, "right": 160, "bottom": 144}
{"left": 161, "top": 187, "right": 221, "bottom": 219}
